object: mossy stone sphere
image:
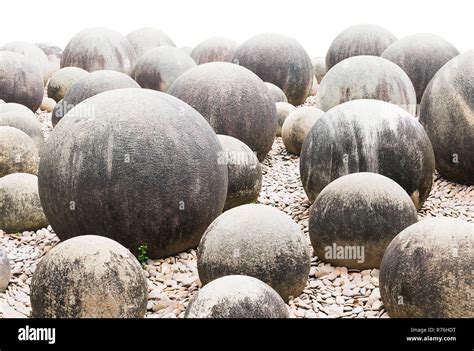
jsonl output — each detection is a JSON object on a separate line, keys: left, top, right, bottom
{"left": 0, "top": 126, "right": 39, "bottom": 177}
{"left": 47, "top": 67, "right": 89, "bottom": 102}
{"left": 191, "top": 37, "right": 238, "bottom": 64}
{"left": 125, "top": 27, "right": 176, "bottom": 59}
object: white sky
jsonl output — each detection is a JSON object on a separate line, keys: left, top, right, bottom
{"left": 2, "top": 0, "right": 472, "bottom": 57}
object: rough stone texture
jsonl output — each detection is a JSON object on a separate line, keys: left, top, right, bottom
{"left": 197, "top": 204, "right": 311, "bottom": 300}
{"left": 38, "top": 89, "right": 228, "bottom": 258}
{"left": 282, "top": 106, "right": 324, "bottom": 155}
{"left": 380, "top": 218, "right": 473, "bottom": 318}
{"left": 275, "top": 102, "right": 296, "bottom": 137}
{"left": 191, "top": 37, "right": 238, "bottom": 65}
{"left": 35, "top": 42, "right": 62, "bottom": 82}
{"left": 168, "top": 62, "right": 277, "bottom": 161}
{"left": 0, "top": 127, "right": 39, "bottom": 177}
{"left": 61, "top": 27, "right": 137, "bottom": 75}
{"left": 382, "top": 33, "right": 460, "bottom": 103}
{"left": 133, "top": 47, "right": 196, "bottom": 92}
{"left": 300, "top": 99, "right": 435, "bottom": 209}
{"left": 30, "top": 235, "right": 148, "bottom": 318}
{"left": 1, "top": 42, "right": 50, "bottom": 84}
{"left": 47, "top": 67, "right": 89, "bottom": 102}
{"left": 0, "top": 249, "right": 9, "bottom": 293}
{"left": 419, "top": 51, "right": 473, "bottom": 184}
{"left": 265, "top": 82, "right": 288, "bottom": 103}
{"left": 125, "top": 27, "right": 176, "bottom": 59}
{"left": 311, "top": 57, "right": 326, "bottom": 83}
{"left": 0, "top": 173, "right": 48, "bottom": 233}
{"left": 309, "top": 173, "right": 418, "bottom": 269}
{"left": 315, "top": 55, "right": 417, "bottom": 115}
{"left": 185, "top": 275, "right": 289, "bottom": 318}
{"left": 233, "top": 33, "right": 313, "bottom": 105}
{"left": 326, "top": 24, "right": 397, "bottom": 70}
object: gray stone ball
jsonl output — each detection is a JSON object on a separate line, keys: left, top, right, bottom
{"left": 47, "top": 67, "right": 89, "bottom": 102}
{"left": 0, "top": 248, "right": 10, "bottom": 293}
{"left": 309, "top": 77, "right": 318, "bottom": 96}
{"left": 35, "top": 42, "right": 62, "bottom": 82}
{"left": 275, "top": 102, "right": 296, "bottom": 137}
{"left": 191, "top": 37, "right": 238, "bottom": 65}
{"left": 125, "top": 27, "right": 176, "bottom": 59}
{"left": 0, "top": 126, "right": 39, "bottom": 177}
{"left": 311, "top": 57, "right": 326, "bottom": 83}
{"left": 264, "top": 82, "right": 288, "bottom": 103}
{"left": 179, "top": 46, "right": 194, "bottom": 56}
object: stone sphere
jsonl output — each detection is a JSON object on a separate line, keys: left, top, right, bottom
{"left": 233, "top": 33, "right": 313, "bottom": 105}
{"left": 217, "top": 135, "right": 262, "bottom": 211}
{"left": 0, "top": 52, "right": 44, "bottom": 111}
{"left": 125, "top": 27, "right": 176, "bottom": 59}
{"left": 191, "top": 37, "right": 238, "bottom": 64}
{"left": 382, "top": 33, "right": 460, "bottom": 103}
{"left": 300, "top": 100, "right": 435, "bottom": 209}
{"left": 264, "top": 82, "right": 288, "bottom": 103}
{"left": 197, "top": 204, "right": 311, "bottom": 300}
{"left": 419, "top": 51, "right": 473, "bottom": 184}
{"left": 0, "top": 248, "right": 10, "bottom": 293}
{"left": 30, "top": 235, "right": 148, "bottom": 318}
{"left": 35, "top": 42, "right": 62, "bottom": 82}
{"left": 47, "top": 67, "right": 89, "bottom": 102}
{"left": 133, "top": 47, "right": 196, "bottom": 92}
{"left": 315, "top": 55, "right": 417, "bottom": 115}
{"left": 311, "top": 57, "right": 326, "bottom": 83}
{"left": 326, "top": 24, "right": 397, "bottom": 70}
{"left": 185, "top": 275, "right": 289, "bottom": 318}
{"left": 309, "top": 77, "right": 318, "bottom": 96}
{"left": 0, "top": 173, "right": 48, "bottom": 233}
{"left": 0, "top": 126, "right": 39, "bottom": 177}
{"left": 168, "top": 62, "right": 277, "bottom": 161}
{"left": 38, "top": 89, "right": 228, "bottom": 258}
{"left": 0, "top": 103, "right": 44, "bottom": 153}
{"left": 275, "top": 102, "right": 296, "bottom": 137}
{"left": 309, "top": 173, "right": 418, "bottom": 269}
{"left": 61, "top": 27, "right": 137, "bottom": 75}
{"left": 179, "top": 46, "right": 194, "bottom": 56}
{"left": 282, "top": 106, "right": 324, "bottom": 155}
{"left": 40, "top": 98, "right": 56, "bottom": 112}
{"left": 380, "top": 218, "right": 474, "bottom": 318}
{"left": 1, "top": 41, "right": 50, "bottom": 83}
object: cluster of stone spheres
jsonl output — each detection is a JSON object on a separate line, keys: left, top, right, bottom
{"left": 0, "top": 24, "right": 472, "bottom": 318}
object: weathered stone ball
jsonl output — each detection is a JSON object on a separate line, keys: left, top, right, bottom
{"left": 35, "top": 42, "right": 62, "bottom": 82}
{"left": 30, "top": 235, "right": 148, "bottom": 318}
{"left": 47, "top": 67, "right": 89, "bottom": 102}
{"left": 233, "top": 33, "right": 313, "bottom": 105}
{"left": 185, "top": 275, "right": 289, "bottom": 318}
{"left": 309, "top": 173, "right": 418, "bottom": 269}
{"left": 191, "top": 37, "right": 238, "bottom": 65}
{"left": 197, "top": 204, "right": 311, "bottom": 300}
{"left": 39, "top": 89, "right": 228, "bottom": 258}
{"left": 382, "top": 33, "right": 460, "bottom": 103}
{"left": 309, "top": 77, "right": 318, "bottom": 96}
{"left": 0, "top": 103, "right": 44, "bottom": 153}
{"left": 133, "top": 47, "right": 196, "bottom": 92}
{"left": 315, "top": 55, "right": 417, "bottom": 115}
{"left": 311, "top": 57, "right": 326, "bottom": 83}
{"left": 326, "top": 24, "right": 397, "bottom": 70}
{"left": 125, "top": 27, "right": 176, "bottom": 59}
{"left": 380, "top": 218, "right": 474, "bottom": 318}
{"left": 0, "top": 248, "right": 10, "bottom": 293}
{"left": 217, "top": 135, "right": 262, "bottom": 211}
{"left": 40, "top": 98, "right": 56, "bottom": 112}
{"left": 264, "top": 82, "right": 288, "bottom": 103}
{"left": 300, "top": 100, "right": 435, "bottom": 209}
{"left": 0, "top": 52, "right": 44, "bottom": 111}
{"left": 51, "top": 100, "right": 66, "bottom": 127}
{"left": 0, "top": 173, "right": 48, "bottom": 233}
{"left": 275, "top": 102, "right": 296, "bottom": 137}
{"left": 61, "top": 27, "right": 137, "bottom": 75}
{"left": 168, "top": 62, "right": 277, "bottom": 161}
{"left": 419, "top": 51, "right": 473, "bottom": 184}
{"left": 0, "top": 126, "right": 39, "bottom": 177}
{"left": 282, "top": 106, "right": 324, "bottom": 155}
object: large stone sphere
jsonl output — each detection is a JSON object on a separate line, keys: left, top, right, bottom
{"left": 125, "top": 27, "right": 176, "bottom": 58}
{"left": 197, "top": 204, "right": 311, "bottom": 300}
{"left": 419, "top": 51, "right": 473, "bottom": 184}
{"left": 326, "top": 24, "right": 397, "bottom": 70}
{"left": 0, "top": 126, "right": 39, "bottom": 177}
{"left": 217, "top": 135, "right": 262, "bottom": 211}
{"left": 300, "top": 100, "right": 435, "bottom": 209}
{"left": 380, "top": 218, "right": 474, "bottom": 318}
{"left": 315, "top": 55, "right": 417, "bottom": 115}
{"left": 185, "top": 275, "right": 289, "bottom": 318}
{"left": 30, "top": 235, "right": 148, "bottom": 318}
{"left": 0, "top": 248, "right": 9, "bottom": 293}
{"left": 233, "top": 33, "right": 313, "bottom": 105}
{"left": 35, "top": 42, "right": 62, "bottom": 82}
{"left": 309, "top": 173, "right": 418, "bottom": 269}
{"left": 0, "top": 173, "right": 48, "bottom": 233}
{"left": 61, "top": 27, "right": 137, "bottom": 75}
{"left": 47, "top": 67, "right": 89, "bottom": 102}
{"left": 1, "top": 41, "right": 50, "bottom": 83}
{"left": 281, "top": 106, "right": 324, "bottom": 155}
{"left": 0, "top": 52, "right": 44, "bottom": 111}
{"left": 168, "top": 62, "right": 277, "bottom": 161}
{"left": 275, "top": 102, "right": 296, "bottom": 137}
{"left": 191, "top": 37, "right": 238, "bottom": 65}
{"left": 382, "top": 33, "right": 460, "bottom": 103}
{"left": 264, "top": 82, "right": 288, "bottom": 103}
{"left": 311, "top": 57, "right": 326, "bottom": 83}
{"left": 38, "top": 89, "right": 228, "bottom": 258}
{"left": 133, "top": 47, "right": 196, "bottom": 92}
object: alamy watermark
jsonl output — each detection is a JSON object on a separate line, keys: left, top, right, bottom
{"left": 325, "top": 243, "right": 365, "bottom": 263}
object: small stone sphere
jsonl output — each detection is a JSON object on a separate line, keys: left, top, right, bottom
{"left": 309, "top": 77, "right": 318, "bottom": 96}
{"left": 133, "top": 47, "right": 196, "bottom": 92}
{"left": 35, "top": 42, "right": 62, "bottom": 82}
{"left": 264, "top": 82, "right": 288, "bottom": 103}
{"left": 125, "top": 27, "right": 176, "bottom": 58}
{"left": 0, "top": 126, "right": 39, "bottom": 177}
{"left": 326, "top": 24, "right": 397, "bottom": 70}
{"left": 275, "top": 102, "right": 296, "bottom": 137}
{"left": 1, "top": 41, "right": 50, "bottom": 83}
{"left": 40, "top": 98, "right": 56, "bottom": 112}
{"left": 311, "top": 57, "right": 326, "bottom": 83}
{"left": 30, "top": 235, "right": 148, "bottom": 318}
{"left": 309, "top": 173, "right": 418, "bottom": 269}
{"left": 0, "top": 173, "right": 48, "bottom": 233}
{"left": 191, "top": 37, "right": 238, "bottom": 64}
{"left": 217, "top": 135, "right": 262, "bottom": 211}
{"left": 185, "top": 275, "right": 289, "bottom": 318}
{"left": 0, "top": 248, "right": 10, "bottom": 293}
{"left": 47, "top": 67, "right": 89, "bottom": 102}
{"left": 380, "top": 218, "right": 474, "bottom": 318}
{"left": 197, "top": 204, "right": 311, "bottom": 301}
{"left": 282, "top": 106, "right": 324, "bottom": 155}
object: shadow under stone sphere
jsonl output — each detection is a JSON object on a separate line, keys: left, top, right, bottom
{"left": 125, "top": 27, "right": 176, "bottom": 59}
{"left": 191, "top": 37, "right": 238, "bottom": 65}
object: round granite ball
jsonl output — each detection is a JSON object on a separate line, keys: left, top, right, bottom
{"left": 380, "top": 218, "right": 474, "bottom": 318}
{"left": 1, "top": 41, "right": 50, "bottom": 83}
{"left": 275, "top": 102, "right": 296, "bottom": 137}
{"left": 191, "top": 37, "right": 238, "bottom": 64}
{"left": 265, "top": 82, "right": 288, "bottom": 103}
{"left": 35, "top": 42, "right": 62, "bottom": 82}
{"left": 0, "top": 126, "right": 39, "bottom": 177}
{"left": 0, "top": 249, "right": 10, "bottom": 293}
{"left": 47, "top": 67, "right": 89, "bottom": 102}
{"left": 125, "top": 27, "right": 176, "bottom": 58}
{"left": 311, "top": 57, "right": 327, "bottom": 83}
